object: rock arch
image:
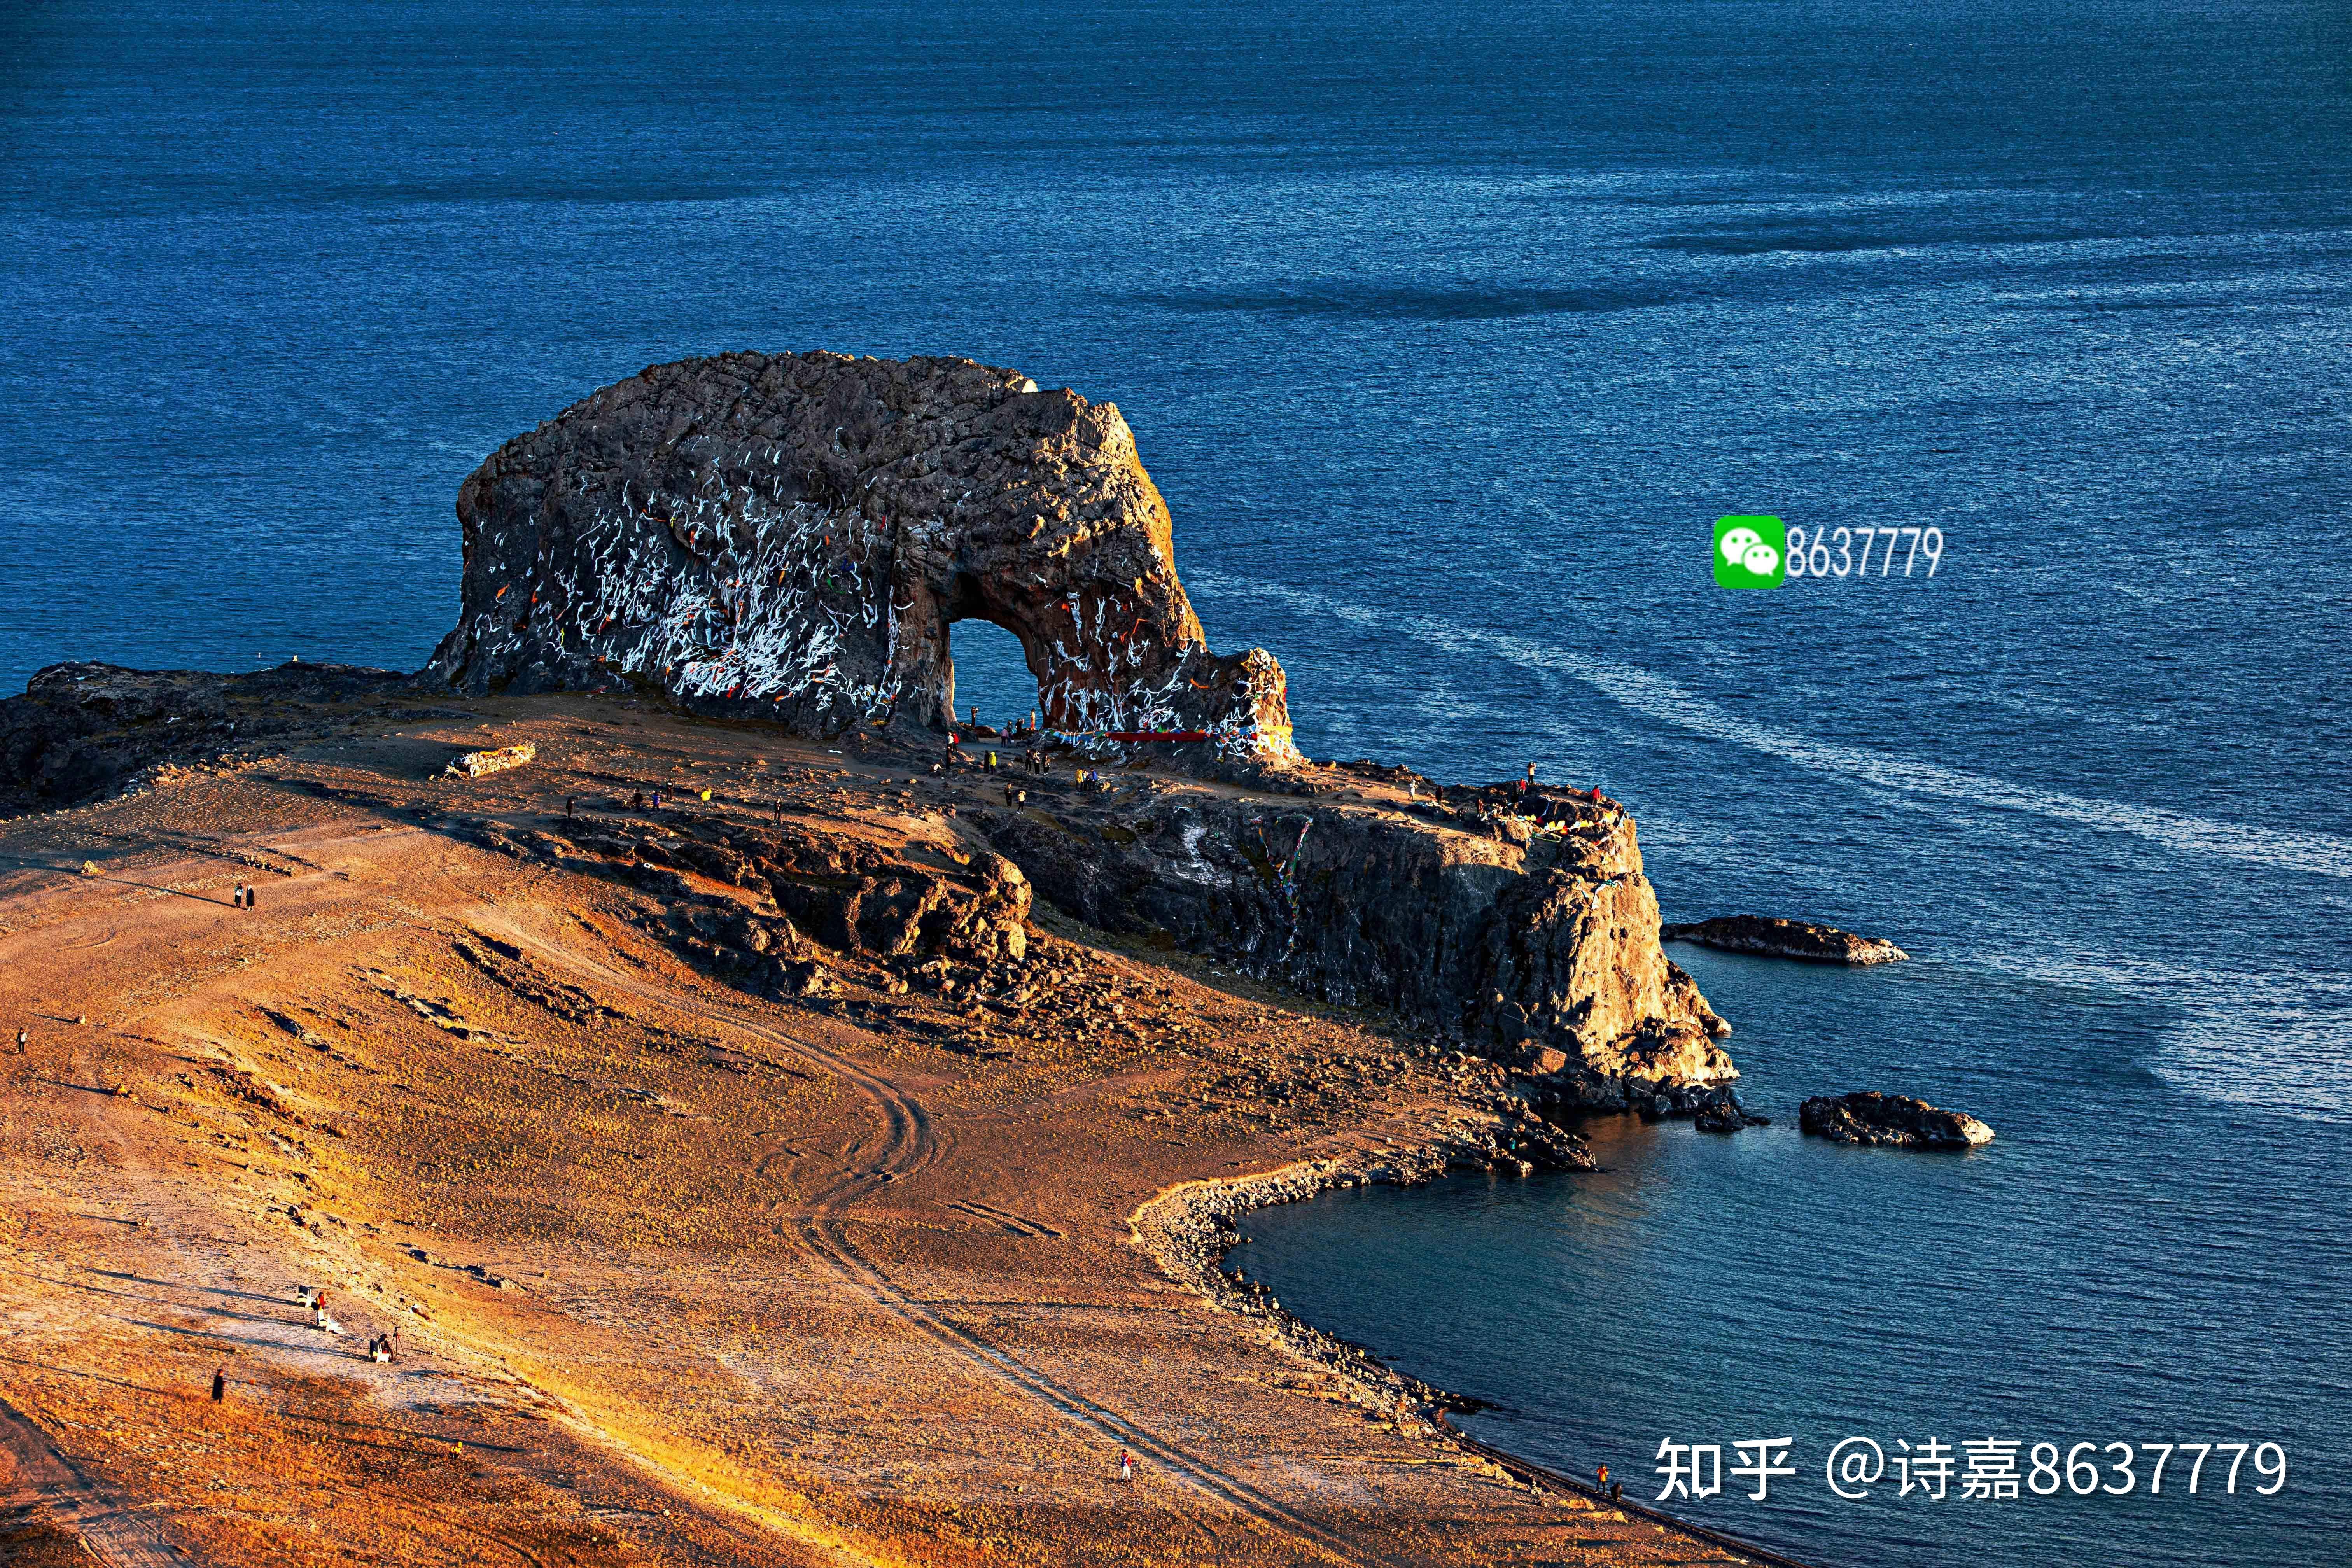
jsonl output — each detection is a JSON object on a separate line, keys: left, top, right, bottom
{"left": 429, "top": 352, "right": 1296, "bottom": 760}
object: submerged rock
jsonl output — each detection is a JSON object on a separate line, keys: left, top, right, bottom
{"left": 427, "top": 351, "right": 1295, "bottom": 761}
{"left": 1799, "top": 1091, "right": 1993, "bottom": 1148}
{"left": 1662, "top": 914, "right": 1908, "bottom": 965}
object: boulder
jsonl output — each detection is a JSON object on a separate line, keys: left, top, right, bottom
{"left": 1799, "top": 1091, "right": 1993, "bottom": 1148}
{"left": 443, "top": 742, "right": 536, "bottom": 779}
{"left": 425, "top": 352, "right": 1295, "bottom": 761}
{"left": 1662, "top": 914, "right": 1908, "bottom": 965}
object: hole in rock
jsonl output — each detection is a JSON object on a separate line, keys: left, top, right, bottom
{"left": 945, "top": 618, "right": 1041, "bottom": 735}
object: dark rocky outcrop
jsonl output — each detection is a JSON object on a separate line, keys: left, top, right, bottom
{"left": 455, "top": 810, "right": 1036, "bottom": 1004}
{"left": 1692, "top": 1096, "right": 1769, "bottom": 1134}
{"left": 1662, "top": 914, "right": 1908, "bottom": 965}
{"left": 1799, "top": 1091, "right": 1993, "bottom": 1148}
{"left": 0, "top": 661, "right": 410, "bottom": 812}
{"left": 426, "top": 352, "right": 1295, "bottom": 761}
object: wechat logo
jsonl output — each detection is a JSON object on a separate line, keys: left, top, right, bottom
{"left": 1714, "top": 515, "right": 1787, "bottom": 589}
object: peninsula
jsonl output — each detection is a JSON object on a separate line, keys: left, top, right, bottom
{"left": 0, "top": 355, "right": 1775, "bottom": 1568}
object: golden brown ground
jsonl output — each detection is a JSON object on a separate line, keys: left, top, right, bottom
{"left": 0, "top": 693, "right": 1758, "bottom": 1568}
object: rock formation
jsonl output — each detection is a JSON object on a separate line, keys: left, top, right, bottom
{"left": 4, "top": 350, "right": 1743, "bottom": 1113}
{"left": 1799, "top": 1091, "right": 1993, "bottom": 1148}
{"left": 1662, "top": 914, "right": 1908, "bottom": 965}
{"left": 0, "top": 662, "right": 409, "bottom": 812}
{"left": 980, "top": 771, "right": 1735, "bottom": 1107}
{"left": 454, "top": 812, "right": 1037, "bottom": 1003}
{"left": 426, "top": 352, "right": 1295, "bottom": 761}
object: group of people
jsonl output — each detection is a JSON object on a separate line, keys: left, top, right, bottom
{"left": 963, "top": 706, "right": 1044, "bottom": 739}
{"left": 229, "top": 882, "right": 258, "bottom": 909}
{"left": 298, "top": 1285, "right": 343, "bottom": 1335}
{"left": 297, "top": 1284, "right": 400, "bottom": 1362}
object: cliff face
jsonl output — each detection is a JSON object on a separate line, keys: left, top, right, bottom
{"left": 979, "top": 774, "right": 1734, "bottom": 1104}
{"left": 427, "top": 352, "right": 1295, "bottom": 761}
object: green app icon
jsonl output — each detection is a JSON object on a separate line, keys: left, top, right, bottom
{"left": 1714, "top": 515, "right": 1787, "bottom": 589}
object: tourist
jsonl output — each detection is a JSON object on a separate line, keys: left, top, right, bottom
{"left": 1118, "top": 1448, "right": 1133, "bottom": 1483}
{"left": 211, "top": 1367, "right": 225, "bottom": 1402}
{"left": 13, "top": 1029, "right": 25, "bottom": 1055}
{"left": 1596, "top": 1462, "right": 1609, "bottom": 1493}
{"left": 631, "top": 789, "right": 644, "bottom": 809}
{"left": 1610, "top": 1480, "right": 1623, "bottom": 1507}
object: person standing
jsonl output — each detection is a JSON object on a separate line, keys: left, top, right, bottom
{"left": 210, "top": 1367, "right": 225, "bottom": 1402}
{"left": 14, "top": 1029, "right": 25, "bottom": 1055}
{"left": 1596, "top": 1462, "right": 1609, "bottom": 1493}
{"left": 1118, "top": 1449, "right": 1134, "bottom": 1483}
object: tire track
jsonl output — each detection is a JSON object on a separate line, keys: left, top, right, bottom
{"left": 482, "top": 916, "right": 1413, "bottom": 1568}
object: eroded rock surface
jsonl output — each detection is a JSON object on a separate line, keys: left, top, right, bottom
{"left": 426, "top": 352, "right": 1295, "bottom": 760}
{"left": 0, "top": 662, "right": 411, "bottom": 812}
{"left": 1800, "top": 1091, "right": 1993, "bottom": 1148}
{"left": 1662, "top": 914, "right": 1909, "bottom": 965}
{"left": 978, "top": 770, "right": 1736, "bottom": 1105}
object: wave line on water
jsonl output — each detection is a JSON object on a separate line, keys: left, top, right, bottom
{"left": 1197, "top": 573, "right": 2352, "bottom": 880}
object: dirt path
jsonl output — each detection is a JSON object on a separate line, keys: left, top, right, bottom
{"left": 480, "top": 911, "right": 1417, "bottom": 1568}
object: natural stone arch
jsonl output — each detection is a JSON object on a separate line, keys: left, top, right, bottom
{"left": 429, "top": 351, "right": 1295, "bottom": 760}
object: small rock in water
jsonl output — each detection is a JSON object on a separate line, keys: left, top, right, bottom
{"left": 1661, "top": 914, "right": 1908, "bottom": 965}
{"left": 1799, "top": 1090, "right": 1992, "bottom": 1148}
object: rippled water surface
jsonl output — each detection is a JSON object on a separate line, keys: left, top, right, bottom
{"left": 5, "top": 3, "right": 2348, "bottom": 1563}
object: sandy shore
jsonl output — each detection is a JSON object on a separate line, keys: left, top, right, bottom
{"left": 0, "top": 690, "right": 1776, "bottom": 1567}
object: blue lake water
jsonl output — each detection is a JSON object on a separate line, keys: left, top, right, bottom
{"left": 4, "top": 3, "right": 2348, "bottom": 1563}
